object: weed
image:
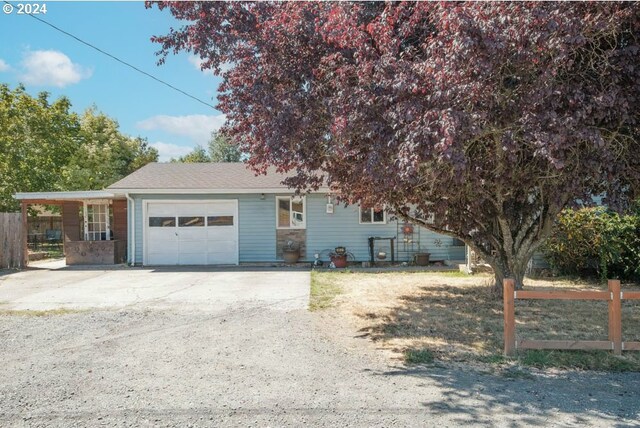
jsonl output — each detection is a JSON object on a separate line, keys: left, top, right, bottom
{"left": 519, "top": 350, "right": 640, "bottom": 372}
{"left": 309, "top": 271, "right": 343, "bottom": 311}
{"left": 501, "top": 367, "right": 535, "bottom": 380}
{"left": 404, "top": 348, "right": 435, "bottom": 364}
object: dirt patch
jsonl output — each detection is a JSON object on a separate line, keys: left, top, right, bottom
{"left": 316, "top": 271, "right": 640, "bottom": 370}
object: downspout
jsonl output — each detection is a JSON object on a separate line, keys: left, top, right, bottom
{"left": 126, "top": 193, "right": 135, "bottom": 265}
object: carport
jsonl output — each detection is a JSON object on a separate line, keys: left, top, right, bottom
{"left": 13, "top": 191, "right": 127, "bottom": 266}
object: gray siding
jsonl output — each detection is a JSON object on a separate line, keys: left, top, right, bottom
{"left": 531, "top": 251, "right": 551, "bottom": 269}
{"left": 130, "top": 193, "right": 464, "bottom": 264}
{"left": 306, "top": 195, "right": 465, "bottom": 262}
{"left": 306, "top": 196, "right": 397, "bottom": 261}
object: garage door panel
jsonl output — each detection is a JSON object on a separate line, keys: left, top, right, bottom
{"left": 146, "top": 200, "right": 238, "bottom": 266}
{"left": 178, "top": 228, "right": 208, "bottom": 240}
{"left": 179, "top": 240, "right": 208, "bottom": 253}
{"left": 178, "top": 253, "right": 207, "bottom": 265}
{"left": 148, "top": 253, "right": 179, "bottom": 265}
{"left": 207, "top": 240, "right": 236, "bottom": 253}
{"left": 149, "top": 228, "right": 176, "bottom": 239}
{"left": 177, "top": 204, "right": 199, "bottom": 216}
{"left": 207, "top": 227, "right": 235, "bottom": 240}
{"left": 148, "top": 203, "right": 177, "bottom": 217}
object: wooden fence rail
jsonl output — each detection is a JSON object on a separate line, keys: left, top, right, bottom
{"left": 504, "top": 279, "right": 640, "bottom": 356}
{"left": 0, "top": 212, "right": 26, "bottom": 269}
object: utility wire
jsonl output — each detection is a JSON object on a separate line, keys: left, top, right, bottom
{"left": 4, "top": 1, "right": 216, "bottom": 109}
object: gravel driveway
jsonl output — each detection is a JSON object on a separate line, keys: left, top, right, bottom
{"left": 1, "top": 266, "right": 639, "bottom": 427}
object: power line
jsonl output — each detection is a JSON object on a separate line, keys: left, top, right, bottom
{"left": 4, "top": 1, "right": 216, "bottom": 109}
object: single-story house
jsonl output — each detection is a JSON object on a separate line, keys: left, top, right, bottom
{"left": 14, "top": 163, "right": 466, "bottom": 266}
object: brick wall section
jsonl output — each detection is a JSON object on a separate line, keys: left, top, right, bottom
{"left": 66, "top": 241, "right": 116, "bottom": 265}
{"left": 62, "top": 202, "right": 80, "bottom": 242}
{"left": 276, "top": 229, "right": 306, "bottom": 260}
{"left": 112, "top": 199, "right": 127, "bottom": 243}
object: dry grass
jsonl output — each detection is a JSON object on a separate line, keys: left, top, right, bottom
{"left": 0, "top": 308, "right": 83, "bottom": 317}
{"left": 313, "top": 271, "right": 640, "bottom": 371}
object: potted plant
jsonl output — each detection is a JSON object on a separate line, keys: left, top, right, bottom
{"left": 283, "top": 240, "right": 300, "bottom": 264}
{"left": 330, "top": 246, "right": 348, "bottom": 268}
{"left": 414, "top": 245, "right": 430, "bottom": 266}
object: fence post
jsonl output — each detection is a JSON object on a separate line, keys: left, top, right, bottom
{"left": 503, "top": 278, "right": 516, "bottom": 356}
{"left": 608, "top": 279, "right": 622, "bottom": 355}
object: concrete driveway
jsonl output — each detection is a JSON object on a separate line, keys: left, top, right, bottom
{"left": 1, "top": 261, "right": 639, "bottom": 426}
{"left": 0, "top": 259, "right": 310, "bottom": 311}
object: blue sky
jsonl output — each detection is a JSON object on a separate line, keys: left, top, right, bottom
{"left": 0, "top": 1, "right": 224, "bottom": 160}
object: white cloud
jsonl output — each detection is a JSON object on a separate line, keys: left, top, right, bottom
{"left": 188, "top": 55, "right": 233, "bottom": 75}
{"left": 0, "top": 59, "right": 10, "bottom": 72}
{"left": 149, "top": 141, "right": 195, "bottom": 162}
{"left": 188, "top": 55, "right": 206, "bottom": 71}
{"left": 136, "top": 114, "right": 226, "bottom": 146}
{"left": 20, "top": 50, "right": 92, "bottom": 87}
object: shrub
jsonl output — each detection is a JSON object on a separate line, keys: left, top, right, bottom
{"left": 543, "top": 207, "right": 640, "bottom": 281}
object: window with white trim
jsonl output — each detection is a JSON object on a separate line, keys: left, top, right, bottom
{"left": 83, "top": 201, "right": 111, "bottom": 241}
{"left": 359, "top": 207, "right": 386, "bottom": 224}
{"left": 276, "top": 196, "right": 306, "bottom": 229}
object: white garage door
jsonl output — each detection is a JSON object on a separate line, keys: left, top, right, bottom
{"left": 145, "top": 200, "right": 238, "bottom": 265}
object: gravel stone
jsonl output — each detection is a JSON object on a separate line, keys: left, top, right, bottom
{"left": 1, "top": 305, "right": 639, "bottom": 427}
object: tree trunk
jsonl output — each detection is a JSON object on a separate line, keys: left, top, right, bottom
{"left": 490, "top": 256, "right": 527, "bottom": 297}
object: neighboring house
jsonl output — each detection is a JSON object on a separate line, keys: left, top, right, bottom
{"left": 14, "top": 163, "right": 466, "bottom": 266}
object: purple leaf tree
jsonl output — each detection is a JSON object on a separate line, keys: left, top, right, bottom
{"left": 148, "top": 2, "right": 640, "bottom": 292}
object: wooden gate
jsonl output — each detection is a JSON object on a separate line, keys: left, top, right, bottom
{"left": 0, "top": 213, "right": 26, "bottom": 269}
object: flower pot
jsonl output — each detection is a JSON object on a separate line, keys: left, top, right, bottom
{"left": 415, "top": 252, "right": 430, "bottom": 266}
{"left": 283, "top": 249, "right": 300, "bottom": 264}
{"left": 330, "top": 254, "right": 348, "bottom": 268}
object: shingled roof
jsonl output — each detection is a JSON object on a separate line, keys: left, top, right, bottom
{"left": 107, "top": 162, "right": 297, "bottom": 191}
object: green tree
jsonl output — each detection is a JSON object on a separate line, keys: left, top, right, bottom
{"left": 0, "top": 85, "right": 158, "bottom": 210}
{"left": 0, "top": 84, "right": 79, "bottom": 211}
{"left": 59, "top": 108, "right": 159, "bottom": 190}
{"left": 172, "top": 145, "right": 210, "bottom": 163}
{"left": 208, "top": 131, "right": 241, "bottom": 162}
{"left": 172, "top": 131, "right": 241, "bottom": 163}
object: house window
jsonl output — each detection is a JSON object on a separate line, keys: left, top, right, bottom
{"left": 276, "top": 196, "right": 306, "bottom": 229}
{"left": 178, "top": 216, "right": 205, "bottom": 227}
{"left": 149, "top": 217, "right": 176, "bottom": 227}
{"left": 452, "top": 238, "right": 465, "bottom": 247}
{"left": 83, "top": 201, "right": 111, "bottom": 241}
{"left": 207, "top": 216, "right": 234, "bottom": 226}
{"left": 359, "top": 207, "right": 386, "bottom": 224}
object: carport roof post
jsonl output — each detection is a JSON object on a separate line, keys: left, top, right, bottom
{"left": 20, "top": 200, "right": 28, "bottom": 268}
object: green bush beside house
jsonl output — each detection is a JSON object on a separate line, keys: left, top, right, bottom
{"left": 543, "top": 205, "right": 640, "bottom": 281}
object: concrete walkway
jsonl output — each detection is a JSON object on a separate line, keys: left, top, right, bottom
{"left": 0, "top": 260, "right": 310, "bottom": 311}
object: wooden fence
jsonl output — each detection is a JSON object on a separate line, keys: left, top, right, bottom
{"left": 0, "top": 213, "right": 26, "bottom": 269}
{"left": 504, "top": 279, "right": 640, "bottom": 356}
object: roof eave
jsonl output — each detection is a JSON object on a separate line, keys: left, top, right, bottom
{"left": 106, "top": 187, "right": 331, "bottom": 195}
{"left": 13, "top": 191, "right": 116, "bottom": 201}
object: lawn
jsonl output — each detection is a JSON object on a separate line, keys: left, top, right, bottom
{"left": 311, "top": 270, "right": 640, "bottom": 371}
